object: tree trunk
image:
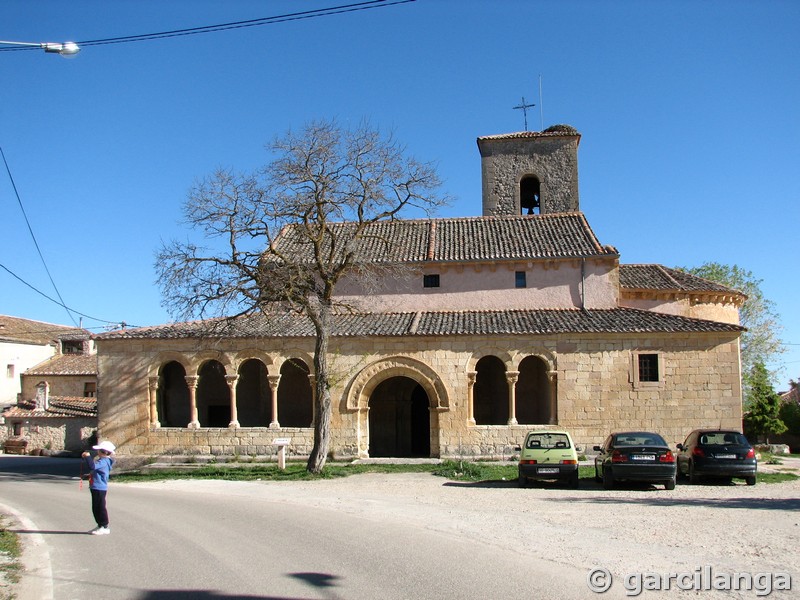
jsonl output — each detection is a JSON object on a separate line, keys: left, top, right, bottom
{"left": 306, "top": 307, "right": 331, "bottom": 473}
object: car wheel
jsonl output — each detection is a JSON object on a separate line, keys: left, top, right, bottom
{"left": 676, "top": 462, "right": 685, "bottom": 480}
{"left": 745, "top": 475, "right": 756, "bottom": 486}
{"left": 665, "top": 477, "right": 676, "bottom": 491}
{"left": 602, "top": 467, "right": 614, "bottom": 490}
{"left": 688, "top": 461, "right": 700, "bottom": 485}
{"left": 518, "top": 473, "right": 527, "bottom": 488}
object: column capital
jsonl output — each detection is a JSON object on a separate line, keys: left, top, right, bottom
{"left": 185, "top": 375, "right": 199, "bottom": 389}
{"left": 506, "top": 370, "right": 520, "bottom": 384}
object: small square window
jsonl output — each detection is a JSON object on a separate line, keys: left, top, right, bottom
{"left": 423, "top": 274, "right": 440, "bottom": 288}
{"left": 638, "top": 354, "right": 659, "bottom": 382}
{"left": 515, "top": 271, "right": 527, "bottom": 288}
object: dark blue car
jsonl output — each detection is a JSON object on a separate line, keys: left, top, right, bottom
{"left": 676, "top": 429, "right": 757, "bottom": 486}
{"left": 594, "top": 431, "right": 676, "bottom": 490}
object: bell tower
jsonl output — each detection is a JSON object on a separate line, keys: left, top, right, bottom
{"left": 477, "top": 124, "right": 581, "bottom": 217}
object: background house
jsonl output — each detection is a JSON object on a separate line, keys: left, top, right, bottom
{"left": 1, "top": 322, "right": 97, "bottom": 454}
{"left": 0, "top": 315, "right": 85, "bottom": 408}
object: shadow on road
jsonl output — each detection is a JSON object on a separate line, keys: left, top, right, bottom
{"left": 0, "top": 455, "right": 82, "bottom": 481}
{"left": 11, "top": 528, "right": 92, "bottom": 536}
{"left": 140, "top": 593, "right": 310, "bottom": 600}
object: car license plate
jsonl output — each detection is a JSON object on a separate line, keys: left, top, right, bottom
{"left": 716, "top": 454, "right": 736, "bottom": 459}
{"left": 631, "top": 454, "right": 656, "bottom": 461}
{"left": 537, "top": 467, "right": 559, "bottom": 474}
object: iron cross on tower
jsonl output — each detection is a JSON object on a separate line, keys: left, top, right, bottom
{"left": 513, "top": 96, "right": 536, "bottom": 131}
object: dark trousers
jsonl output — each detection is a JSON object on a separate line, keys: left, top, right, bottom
{"left": 90, "top": 489, "right": 109, "bottom": 527}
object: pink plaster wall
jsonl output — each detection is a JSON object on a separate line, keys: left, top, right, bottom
{"left": 337, "top": 260, "right": 619, "bottom": 312}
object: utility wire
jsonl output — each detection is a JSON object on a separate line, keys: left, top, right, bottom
{"left": 1, "top": 146, "right": 79, "bottom": 327}
{"left": 0, "top": 261, "right": 123, "bottom": 326}
{"left": 0, "top": 0, "right": 415, "bottom": 52}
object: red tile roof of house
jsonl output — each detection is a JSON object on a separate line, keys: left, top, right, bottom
{"left": 2, "top": 396, "right": 97, "bottom": 418}
{"left": 23, "top": 353, "right": 98, "bottom": 376}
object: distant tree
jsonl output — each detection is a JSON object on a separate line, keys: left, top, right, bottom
{"left": 743, "top": 361, "right": 787, "bottom": 443}
{"left": 778, "top": 379, "right": 800, "bottom": 436}
{"left": 678, "top": 262, "right": 784, "bottom": 392}
{"left": 155, "top": 119, "right": 448, "bottom": 473}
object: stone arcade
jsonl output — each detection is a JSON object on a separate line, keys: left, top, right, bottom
{"left": 95, "top": 126, "right": 744, "bottom": 459}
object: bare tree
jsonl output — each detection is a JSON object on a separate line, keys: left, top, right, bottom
{"left": 156, "top": 120, "right": 448, "bottom": 472}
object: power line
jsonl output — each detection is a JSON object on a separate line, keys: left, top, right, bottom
{"left": 0, "top": 1, "right": 416, "bottom": 52}
{"left": 0, "top": 261, "right": 122, "bottom": 326}
{"left": 1, "top": 146, "right": 80, "bottom": 327}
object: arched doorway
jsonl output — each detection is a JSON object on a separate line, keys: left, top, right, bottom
{"left": 369, "top": 376, "right": 430, "bottom": 458}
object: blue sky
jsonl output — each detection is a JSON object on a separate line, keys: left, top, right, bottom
{"left": 1, "top": 0, "right": 798, "bottom": 388}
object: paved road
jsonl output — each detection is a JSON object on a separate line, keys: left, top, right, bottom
{"left": 0, "top": 456, "right": 591, "bottom": 600}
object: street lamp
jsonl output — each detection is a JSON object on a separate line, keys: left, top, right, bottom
{"left": 0, "top": 40, "right": 80, "bottom": 57}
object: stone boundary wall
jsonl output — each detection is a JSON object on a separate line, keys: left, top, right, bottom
{"left": 0, "top": 418, "right": 96, "bottom": 453}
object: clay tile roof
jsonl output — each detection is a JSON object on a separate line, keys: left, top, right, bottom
{"left": 3, "top": 396, "right": 97, "bottom": 419}
{"left": 477, "top": 127, "right": 581, "bottom": 142}
{"left": 24, "top": 353, "right": 98, "bottom": 376}
{"left": 97, "top": 308, "right": 742, "bottom": 341}
{"left": 271, "top": 214, "right": 614, "bottom": 264}
{"left": 619, "top": 265, "right": 743, "bottom": 295}
{"left": 0, "top": 315, "right": 86, "bottom": 345}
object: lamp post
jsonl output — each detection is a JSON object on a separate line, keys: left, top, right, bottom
{"left": 0, "top": 40, "right": 80, "bottom": 57}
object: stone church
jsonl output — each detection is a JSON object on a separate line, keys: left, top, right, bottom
{"left": 96, "top": 125, "right": 744, "bottom": 459}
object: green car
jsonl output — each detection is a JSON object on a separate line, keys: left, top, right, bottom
{"left": 516, "top": 430, "right": 580, "bottom": 488}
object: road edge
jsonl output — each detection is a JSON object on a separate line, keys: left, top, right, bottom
{"left": 0, "top": 501, "right": 53, "bottom": 600}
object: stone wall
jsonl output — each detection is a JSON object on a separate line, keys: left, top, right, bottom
{"left": 20, "top": 374, "right": 96, "bottom": 400}
{"left": 96, "top": 329, "right": 742, "bottom": 460}
{"left": 0, "top": 417, "right": 96, "bottom": 454}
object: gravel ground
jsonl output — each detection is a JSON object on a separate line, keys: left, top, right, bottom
{"left": 138, "top": 459, "right": 800, "bottom": 599}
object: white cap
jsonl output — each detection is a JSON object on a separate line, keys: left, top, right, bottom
{"left": 92, "top": 440, "right": 116, "bottom": 454}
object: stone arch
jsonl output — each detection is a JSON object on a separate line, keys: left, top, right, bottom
{"left": 196, "top": 359, "right": 230, "bottom": 427}
{"left": 347, "top": 356, "right": 446, "bottom": 459}
{"left": 278, "top": 357, "right": 313, "bottom": 427}
{"left": 233, "top": 349, "right": 275, "bottom": 373}
{"left": 236, "top": 358, "right": 270, "bottom": 427}
{"left": 189, "top": 350, "right": 232, "bottom": 376}
{"left": 510, "top": 348, "right": 556, "bottom": 373}
{"left": 346, "top": 356, "right": 449, "bottom": 411}
{"left": 516, "top": 355, "right": 553, "bottom": 425}
{"left": 473, "top": 355, "right": 508, "bottom": 425}
{"left": 276, "top": 350, "right": 315, "bottom": 374}
{"left": 466, "top": 347, "right": 513, "bottom": 373}
{"left": 157, "top": 360, "right": 190, "bottom": 427}
{"left": 149, "top": 351, "right": 191, "bottom": 378}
